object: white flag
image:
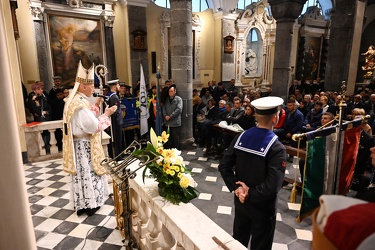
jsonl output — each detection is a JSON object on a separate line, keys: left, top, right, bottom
{"left": 139, "top": 64, "right": 149, "bottom": 136}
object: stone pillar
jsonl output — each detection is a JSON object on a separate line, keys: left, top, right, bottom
{"left": 126, "top": 0, "right": 149, "bottom": 87}
{"left": 170, "top": 0, "right": 193, "bottom": 147}
{"left": 325, "top": 0, "right": 358, "bottom": 93}
{"left": 29, "top": 0, "right": 51, "bottom": 90}
{"left": 213, "top": 12, "right": 237, "bottom": 82}
{"left": 103, "top": 4, "right": 117, "bottom": 80}
{"left": 1, "top": 0, "right": 36, "bottom": 248}
{"left": 268, "top": 0, "right": 306, "bottom": 99}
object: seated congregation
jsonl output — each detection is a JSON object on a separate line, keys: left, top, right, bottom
{"left": 193, "top": 78, "right": 375, "bottom": 195}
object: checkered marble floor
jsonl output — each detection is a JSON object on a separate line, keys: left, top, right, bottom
{"left": 25, "top": 150, "right": 312, "bottom": 250}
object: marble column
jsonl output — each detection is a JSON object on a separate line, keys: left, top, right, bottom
{"left": 170, "top": 0, "right": 193, "bottom": 148}
{"left": 325, "top": 0, "right": 358, "bottom": 92}
{"left": 103, "top": 5, "right": 117, "bottom": 80}
{"left": 29, "top": 1, "right": 51, "bottom": 90}
{"left": 0, "top": 0, "right": 36, "bottom": 248}
{"left": 268, "top": 0, "right": 306, "bottom": 99}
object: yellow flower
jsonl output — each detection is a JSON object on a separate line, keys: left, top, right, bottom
{"left": 177, "top": 173, "right": 182, "bottom": 178}
{"left": 158, "top": 131, "right": 170, "bottom": 143}
{"left": 163, "top": 162, "right": 171, "bottom": 172}
{"left": 179, "top": 176, "right": 190, "bottom": 188}
{"left": 162, "top": 149, "right": 175, "bottom": 160}
{"left": 172, "top": 165, "right": 178, "bottom": 172}
{"left": 169, "top": 170, "right": 175, "bottom": 176}
{"left": 156, "top": 147, "right": 164, "bottom": 155}
{"left": 180, "top": 167, "right": 185, "bottom": 173}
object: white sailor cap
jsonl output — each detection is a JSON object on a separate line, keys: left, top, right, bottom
{"left": 108, "top": 79, "right": 119, "bottom": 85}
{"left": 251, "top": 96, "right": 284, "bottom": 115}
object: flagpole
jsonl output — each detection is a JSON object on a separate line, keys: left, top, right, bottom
{"left": 155, "top": 66, "right": 162, "bottom": 136}
{"left": 332, "top": 81, "right": 347, "bottom": 194}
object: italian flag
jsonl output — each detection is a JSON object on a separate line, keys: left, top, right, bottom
{"left": 297, "top": 125, "right": 361, "bottom": 222}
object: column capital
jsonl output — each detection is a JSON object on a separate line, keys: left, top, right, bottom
{"left": 28, "top": 0, "right": 44, "bottom": 21}
{"left": 268, "top": 0, "right": 306, "bottom": 22}
{"left": 123, "top": 0, "right": 149, "bottom": 8}
{"left": 102, "top": 4, "right": 115, "bottom": 27}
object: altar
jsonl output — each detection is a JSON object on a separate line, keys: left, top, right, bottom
{"left": 111, "top": 159, "right": 247, "bottom": 250}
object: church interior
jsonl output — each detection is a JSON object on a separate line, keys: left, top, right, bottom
{"left": 1, "top": 0, "right": 375, "bottom": 249}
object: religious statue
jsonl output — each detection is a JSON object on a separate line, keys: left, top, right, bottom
{"left": 362, "top": 45, "right": 375, "bottom": 80}
{"left": 362, "top": 45, "right": 375, "bottom": 71}
{"left": 245, "top": 49, "right": 258, "bottom": 75}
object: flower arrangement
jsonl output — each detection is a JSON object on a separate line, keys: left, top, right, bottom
{"left": 133, "top": 128, "right": 198, "bottom": 204}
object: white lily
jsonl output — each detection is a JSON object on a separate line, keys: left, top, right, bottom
{"left": 150, "top": 127, "right": 158, "bottom": 149}
{"left": 156, "top": 156, "right": 164, "bottom": 165}
{"left": 183, "top": 173, "right": 198, "bottom": 188}
{"left": 172, "top": 148, "right": 181, "bottom": 156}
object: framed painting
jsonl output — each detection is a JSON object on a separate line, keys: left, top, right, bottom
{"left": 303, "top": 36, "right": 322, "bottom": 80}
{"left": 47, "top": 14, "right": 104, "bottom": 86}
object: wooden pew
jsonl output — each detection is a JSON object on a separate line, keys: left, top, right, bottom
{"left": 284, "top": 145, "right": 306, "bottom": 187}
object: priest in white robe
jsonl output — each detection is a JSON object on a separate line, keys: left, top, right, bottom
{"left": 63, "top": 62, "right": 117, "bottom": 216}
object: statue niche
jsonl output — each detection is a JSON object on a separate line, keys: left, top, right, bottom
{"left": 244, "top": 28, "right": 261, "bottom": 77}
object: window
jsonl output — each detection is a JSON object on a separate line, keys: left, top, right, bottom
{"left": 153, "top": 0, "right": 170, "bottom": 8}
{"left": 153, "top": 0, "right": 209, "bottom": 12}
{"left": 301, "top": 0, "right": 320, "bottom": 15}
{"left": 237, "top": 0, "right": 259, "bottom": 10}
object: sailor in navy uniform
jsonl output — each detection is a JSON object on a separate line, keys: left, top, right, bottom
{"left": 106, "top": 79, "right": 123, "bottom": 158}
{"left": 219, "top": 96, "right": 287, "bottom": 250}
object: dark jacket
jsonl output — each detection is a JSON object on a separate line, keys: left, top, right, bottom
{"left": 284, "top": 109, "right": 304, "bottom": 134}
{"left": 107, "top": 91, "right": 123, "bottom": 125}
{"left": 27, "top": 93, "right": 52, "bottom": 122}
{"left": 225, "top": 107, "right": 245, "bottom": 124}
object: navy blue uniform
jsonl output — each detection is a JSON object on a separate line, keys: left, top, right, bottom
{"left": 219, "top": 127, "right": 286, "bottom": 250}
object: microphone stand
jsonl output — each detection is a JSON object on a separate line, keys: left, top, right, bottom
{"left": 95, "top": 64, "right": 109, "bottom": 149}
{"left": 101, "top": 140, "right": 159, "bottom": 249}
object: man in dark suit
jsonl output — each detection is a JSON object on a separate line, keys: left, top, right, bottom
{"left": 288, "top": 80, "right": 302, "bottom": 97}
{"left": 274, "top": 98, "right": 304, "bottom": 145}
{"left": 225, "top": 97, "right": 245, "bottom": 125}
{"left": 346, "top": 94, "right": 365, "bottom": 119}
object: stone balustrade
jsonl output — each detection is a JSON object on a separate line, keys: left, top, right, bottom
{"left": 123, "top": 161, "right": 247, "bottom": 250}
{"left": 22, "top": 120, "right": 110, "bottom": 162}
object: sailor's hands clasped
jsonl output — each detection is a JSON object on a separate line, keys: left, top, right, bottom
{"left": 104, "top": 105, "right": 117, "bottom": 116}
{"left": 235, "top": 181, "right": 249, "bottom": 203}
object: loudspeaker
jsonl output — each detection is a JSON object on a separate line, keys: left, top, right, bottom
{"left": 151, "top": 51, "right": 156, "bottom": 73}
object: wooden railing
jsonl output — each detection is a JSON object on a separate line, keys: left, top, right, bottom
{"left": 22, "top": 120, "right": 110, "bottom": 162}
{"left": 118, "top": 161, "right": 248, "bottom": 250}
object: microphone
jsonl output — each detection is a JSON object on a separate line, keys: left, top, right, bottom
{"left": 93, "top": 92, "right": 109, "bottom": 101}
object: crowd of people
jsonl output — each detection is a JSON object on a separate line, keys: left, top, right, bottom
{"left": 24, "top": 74, "right": 375, "bottom": 192}
{"left": 193, "top": 78, "right": 375, "bottom": 190}
{"left": 25, "top": 76, "right": 71, "bottom": 153}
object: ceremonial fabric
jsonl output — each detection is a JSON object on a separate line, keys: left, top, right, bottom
{"left": 63, "top": 93, "right": 109, "bottom": 175}
{"left": 298, "top": 126, "right": 361, "bottom": 222}
{"left": 139, "top": 64, "right": 149, "bottom": 136}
